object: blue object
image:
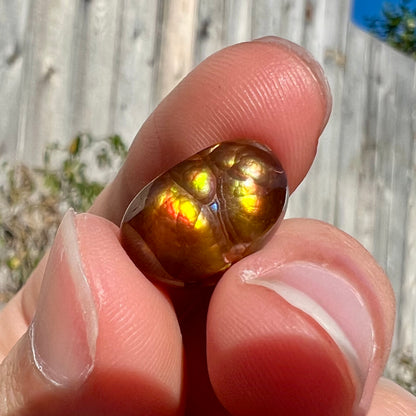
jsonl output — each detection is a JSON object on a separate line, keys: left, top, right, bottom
{"left": 351, "top": 0, "right": 416, "bottom": 31}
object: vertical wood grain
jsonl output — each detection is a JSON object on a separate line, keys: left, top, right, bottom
{"left": 70, "top": 0, "right": 122, "bottom": 137}
{"left": 153, "top": 0, "right": 197, "bottom": 106}
{"left": 194, "top": 0, "right": 227, "bottom": 64}
{"left": 0, "top": 0, "right": 30, "bottom": 159}
{"left": 2, "top": 1, "right": 81, "bottom": 164}
{"left": 335, "top": 26, "right": 372, "bottom": 241}
{"left": 251, "top": 0, "right": 306, "bottom": 44}
{"left": 400, "top": 119, "right": 416, "bottom": 356}
{"left": 112, "top": 0, "right": 159, "bottom": 144}
{"left": 224, "top": 0, "right": 252, "bottom": 45}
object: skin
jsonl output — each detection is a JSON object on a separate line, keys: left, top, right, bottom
{"left": 0, "top": 37, "right": 415, "bottom": 415}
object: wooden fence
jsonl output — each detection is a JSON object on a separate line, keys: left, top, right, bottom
{"left": 1, "top": 0, "right": 416, "bottom": 378}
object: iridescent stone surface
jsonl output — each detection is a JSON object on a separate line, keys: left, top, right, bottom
{"left": 120, "top": 141, "right": 288, "bottom": 286}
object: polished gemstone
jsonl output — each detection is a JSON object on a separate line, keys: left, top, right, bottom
{"left": 120, "top": 140, "right": 288, "bottom": 286}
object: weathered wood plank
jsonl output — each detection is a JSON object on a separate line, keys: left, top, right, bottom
{"left": 194, "top": 0, "right": 227, "bottom": 64}
{"left": 382, "top": 50, "right": 416, "bottom": 354}
{"left": 70, "top": 1, "right": 122, "bottom": 139}
{"left": 112, "top": 0, "right": 159, "bottom": 145}
{"left": 252, "top": 0, "right": 307, "bottom": 44}
{"left": 399, "top": 118, "right": 416, "bottom": 355}
{"left": 0, "top": 1, "right": 30, "bottom": 159}
{"left": 373, "top": 44, "right": 396, "bottom": 274}
{"left": 16, "top": 1, "right": 82, "bottom": 165}
{"left": 335, "top": 25, "right": 372, "bottom": 240}
{"left": 224, "top": 0, "right": 253, "bottom": 45}
{"left": 287, "top": 0, "right": 350, "bottom": 224}
{"left": 374, "top": 46, "right": 413, "bottom": 292}
{"left": 352, "top": 35, "right": 381, "bottom": 255}
{"left": 153, "top": 0, "right": 197, "bottom": 106}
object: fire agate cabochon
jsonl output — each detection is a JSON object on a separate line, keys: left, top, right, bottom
{"left": 121, "top": 141, "right": 288, "bottom": 286}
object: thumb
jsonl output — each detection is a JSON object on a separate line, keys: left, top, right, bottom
{"left": 0, "top": 211, "right": 183, "bottom": 416}
{"left": 0, "top": 210, "right": 97, "bottom": 415}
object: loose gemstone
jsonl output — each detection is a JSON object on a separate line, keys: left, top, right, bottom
{"left": 120, "top": 140, "right": 288, "bottom": 286}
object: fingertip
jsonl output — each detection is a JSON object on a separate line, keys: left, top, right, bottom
{"left": 135, "top": 37, "right": 331, "bottom": 191}
{"left": 92, "top": 38, "right": 331, "bottom": 223}
{"left": 207, "top": 219, "right": 395, "bottom": 416}
{"left": 207, "top": 271, "right": 355, "bottom": 415}
{"left": 368, "top": 378, "right": 416, "bottom": 415}
{"left": 253, "top": 36, "right": 332, "bottom": 126}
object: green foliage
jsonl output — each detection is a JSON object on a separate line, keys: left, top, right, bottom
{"left": 367, "top": 0, "right": 416, "bottom": 58}
{"left": 42, "top": 134, "right": 127, "bottom": 211}
{"left": 0, "top": 134, "right": 128, "bottom": 302}
{"left": 389, "top": 351, "right": 416, "bottom": 395}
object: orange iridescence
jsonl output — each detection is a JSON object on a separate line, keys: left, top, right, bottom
{"left": 121, "top": 141, "right": 288, "bottom": 286}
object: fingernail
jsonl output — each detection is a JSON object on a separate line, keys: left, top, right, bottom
{"left": 242, "top": 261, "right": 374, "bottom": 414}
{"left": 254, "top": 36, "right": 332, "bottom": 125}
{"left": 29, "top": 210, "right": 98, "bottom": 387}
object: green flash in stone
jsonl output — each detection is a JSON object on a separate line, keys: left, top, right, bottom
{"left": 121, "top": 140, "right": 288, "bottom": 287}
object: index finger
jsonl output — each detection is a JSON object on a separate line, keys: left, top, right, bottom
{"left": 91, "top": 36, "right": 331, "bottom": 224}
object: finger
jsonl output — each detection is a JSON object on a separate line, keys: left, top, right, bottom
{"left": 0, "top": 211, "right": 183, "bottom": 416}
{"left": 207, "top": 219, "right": 395, "bottom": 416}
{"left": 91, "top": 36, "right": 331, "bottom": 224}
{"left": 368, "top": 378, "right": 416, "bottom": 415}
{"left": 1, "top": 36, "right": 331, "bottom": 350}
{"left": 0, "top": 256, "right": 47, "bottom": 357}
{"left": 95, "top": 37, "right": 330, "bottom": 414}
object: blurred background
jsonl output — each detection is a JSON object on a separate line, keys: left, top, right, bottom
{"left": 1, "top": 0, "right": 415, "bottom": 391}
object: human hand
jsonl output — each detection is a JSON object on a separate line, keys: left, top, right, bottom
{"left": 1, "top": 37, "right": 415, "bottom": 415}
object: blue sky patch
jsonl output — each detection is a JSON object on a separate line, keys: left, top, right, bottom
{"left": 352, "top": 0, "right": 416, "bottom": 30}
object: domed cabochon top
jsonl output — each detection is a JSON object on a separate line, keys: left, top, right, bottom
{"left": 121, "top": 140, "right": 288, "bottom": 286}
